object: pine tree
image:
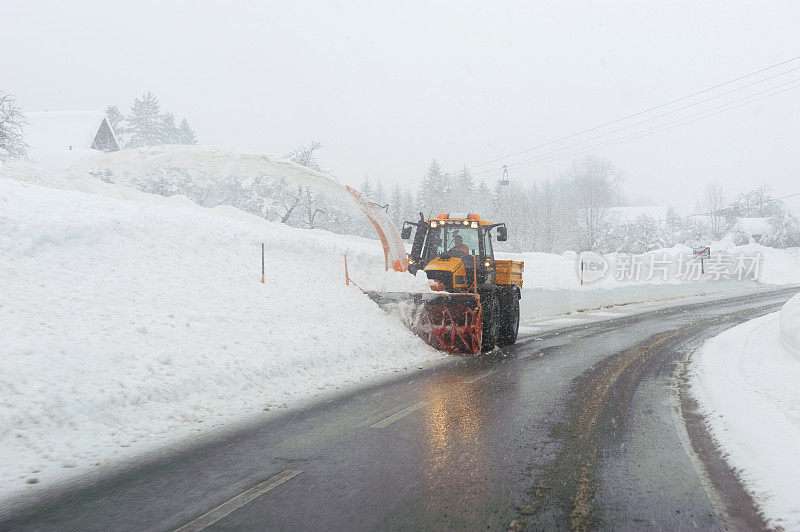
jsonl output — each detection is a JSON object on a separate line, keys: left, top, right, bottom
{"left": 160, "top": 112, "right": 179, "bottom": 144}
{"left": 454, "top": 166, "right": 475, "bottom": 211}
{"left": 360, "top": 173, "right": 374, "bottom": 201}
{"left": 104, "top": 105, "right": 125, "bottom": 142}
{"left": 177, "top": 118, "right": 198, "bottom": 145}
{"left": 375, "top": 180, "right": 386, "bottom": 206}
{"left": 417, "top": 159, "right": 447, "bottom": 216}
{"left": 126, "top": 91, "right": 164, "bottom": 148}
{"left": 403, "top": 188, "right": 415, "bottom": 222}
{"left": 389, "top": 184, "right": 403, "bottom": 226}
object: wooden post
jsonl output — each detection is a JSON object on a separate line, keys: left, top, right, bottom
{"left": 344, "top": 253, "right": 350, "bottom": 286}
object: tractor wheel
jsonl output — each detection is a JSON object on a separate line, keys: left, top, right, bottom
{"left": 497, "top": 287, "right": 520, "bottom": 347}
{"left": 480, "top": 290, "right": 500, "bottom": 352}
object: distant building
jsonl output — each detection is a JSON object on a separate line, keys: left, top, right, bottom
{"left": 24, "top": 111, "right": 120, "bottom": 172}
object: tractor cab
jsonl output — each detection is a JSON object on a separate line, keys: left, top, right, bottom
{"left": 401, "top": 213, "right": 507, "bottom": 291}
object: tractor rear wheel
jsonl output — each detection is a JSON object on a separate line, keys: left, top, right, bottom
{"left": 497, "top": 287, "right": 520, "bottom": 347}
{"left": 480, "top": 290, "right": 500, "bottom": 352}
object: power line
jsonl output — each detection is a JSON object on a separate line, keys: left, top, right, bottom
{"left": 471, "top": 81, "right": 800, "bottom": 175}
{"left": 470, "top": 75, "right": 800, "bottom": 175}
{"left": 398, "top": 56, "right": 800, "bottom": 189}
{"left": 464, "top": 55, "right": 800, "bottom": 172}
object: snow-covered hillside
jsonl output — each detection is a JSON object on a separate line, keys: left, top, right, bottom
{"left": 0, "top": 175, "right": 440, "bottom": 501}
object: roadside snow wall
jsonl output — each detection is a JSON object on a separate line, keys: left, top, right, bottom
{"left": 0, "top": 175, "right": 439, "bottom": 504}
{"left": 779, "top": 293, "right": 800, "bottom": 359}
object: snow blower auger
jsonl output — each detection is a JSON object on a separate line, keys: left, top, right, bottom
{"left": 365, "top": 269, "right": 485, "bottom": 354}
{"left": 342, "top": 193, "right": 525, "bottom": 355}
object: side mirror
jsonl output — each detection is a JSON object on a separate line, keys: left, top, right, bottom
{"left": 401, "top": 225, "right": 413, "bottom": 239}
{"left": 497, "top": 226, "right": 508, "bottom": 241}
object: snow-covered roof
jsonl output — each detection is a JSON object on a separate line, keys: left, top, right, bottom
{"left": 739, "top": 217, "right": 770, "bottom": 235}
{"left": 24, "top": 111, "right": 117, "bottom": 151}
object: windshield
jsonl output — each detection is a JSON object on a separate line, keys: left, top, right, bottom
{"left": 424, "top": 227, "right": 480, "bottom": 260}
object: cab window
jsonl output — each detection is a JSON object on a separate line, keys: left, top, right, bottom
{"left": 424, "top": 227, "right": 480, "bottom": 259}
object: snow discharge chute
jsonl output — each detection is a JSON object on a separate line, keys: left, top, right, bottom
{"left": 345, "top": 186, "right": 408, "bottom": 272}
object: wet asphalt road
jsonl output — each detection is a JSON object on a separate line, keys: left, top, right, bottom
{"left": 2, "top": 287, "right": 798, "bottom": 531}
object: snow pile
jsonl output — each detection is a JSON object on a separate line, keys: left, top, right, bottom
{"left": 691, "top": 308, "right": 800, "bottom": 529}
{"left": 0, "top": 176, "right": 440, "bottom": 501}
{"left": 779, "top": 293, "right": 800, "bottom": 359}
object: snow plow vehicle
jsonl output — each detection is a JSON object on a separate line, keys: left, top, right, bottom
{"left": 366, "top": 213, "right": 524, "bottom": 354}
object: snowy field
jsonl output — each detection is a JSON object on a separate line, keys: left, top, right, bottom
{"left": 2, "top": 153, "right": 800, "bottom": 507}
{"left": 691, "top": 294, "right": 800, "bottom": 529}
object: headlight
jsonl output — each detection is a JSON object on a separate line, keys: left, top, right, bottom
{"left": 430, "top": 221, "right": 437, "bottom": 228}
{"left": 408, "top": 258, "right": 414, "bottom": 264}
{"left": 463, "top": 220, "right": 469, "bottom": 226}
{"left": 484, "top": 261, "right": 491, "bottom": 268}
{"left": 471, "top": 221, "right": 478, "bottom": 228}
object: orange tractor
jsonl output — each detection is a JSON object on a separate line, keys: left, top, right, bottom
{"left": 365, "top": 213, "right": 524, "bottom": 354}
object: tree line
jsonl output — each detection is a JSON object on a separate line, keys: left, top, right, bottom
{"left": 105, "top": 91, "right": 198, "bottom": 148}
{"left": 113, "top": 140, "right": 800, "bottom": 252}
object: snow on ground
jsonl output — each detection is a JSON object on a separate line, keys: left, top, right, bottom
{"left": 691, "top": 294, "right": 800, "bottom": 529}
{"left": 2, "top": 148, "right": 799, "bottom": 507}
{"left": 0, "top": 175, "right": 441, "bottom": 502}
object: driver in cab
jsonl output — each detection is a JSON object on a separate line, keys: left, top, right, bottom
{"left": 448, "top": 234, "right": 470, "bottom": 255}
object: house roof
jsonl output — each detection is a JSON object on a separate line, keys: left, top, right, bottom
{"left": 25, "top": 111, "right": 118, "bottom": 151}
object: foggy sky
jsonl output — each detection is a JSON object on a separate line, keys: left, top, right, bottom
{"left": 2, "top": 0, "right": 799, "bottom": 212}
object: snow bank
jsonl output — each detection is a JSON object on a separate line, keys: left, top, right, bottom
{"left": 0, "top": 176, "right": 440, "bottom": 501}
{"left": 499, "top": 243, "right": 800, "bottom": 322}
{"left": 691, "top": 310, "right": 800, "bottom": 529}
{"left": 779, "top": 293, "right": 800, "bottom": 359}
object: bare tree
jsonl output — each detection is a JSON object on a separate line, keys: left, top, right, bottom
{"left": 703, "top": 180, "right": 726, "bottom": 238}
{"left": 298, "top": 187, "right": 325, "bottom": 229}
{"left": 569, "top": 156, "right": 620, "bottom": 250}
{"left": 0, "top": 92, "right": 28, "bottom": 160}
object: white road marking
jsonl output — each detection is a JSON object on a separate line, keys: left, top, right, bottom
{"left": 465, "top": 369, "right": 497, "bottom": 383}
{"left": 173, "top": 469, "right": 302, "bottom": 532}
{"left": 371, "top": 401, "right": 428, "bottom": 428}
